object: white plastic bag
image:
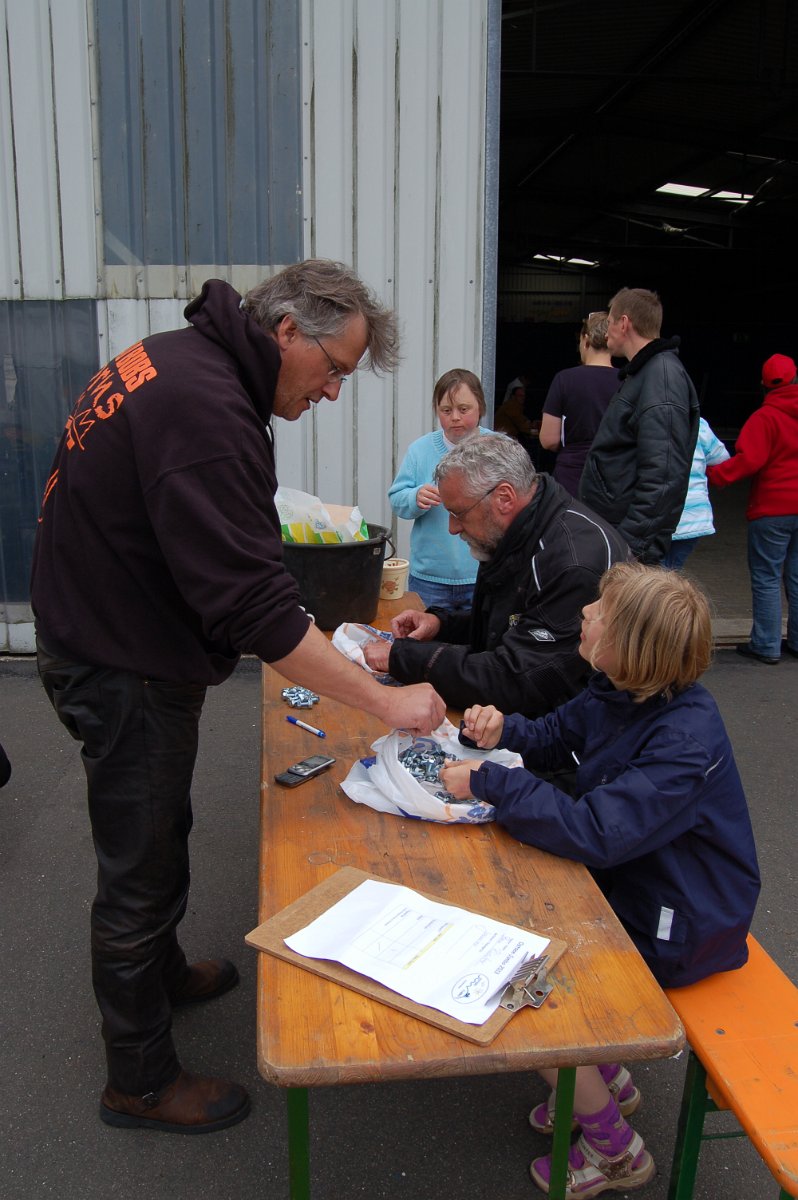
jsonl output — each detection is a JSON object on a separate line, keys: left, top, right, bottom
{"left": 331, "top": 621, "right": 399, "bottom": 685}
{"left": 275, "top": 487, "right": 368, "bottom": 543}
{"left": 340, "top": 719, "right": 523, "bottom": 824}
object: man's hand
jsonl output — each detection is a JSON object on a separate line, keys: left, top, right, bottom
{"left": 416, "top": 484, "right": 440, "bottom": 510}
{"left": 273, "top": 623, "right": 444, "bottom": 735}
{"left": 440, "top": 758, "right": 484, "bottom": 800}
{"left": 362, "top": 638, "right": 392, "bottom": 673}
{"left": 390, "top": 609, "right": 442, "bottom": 641}
{"left": 378, "top": 683, "right": 446, "bottom": 735}
{"left": 461, "top": 704, "right": 504, "bottom": 749}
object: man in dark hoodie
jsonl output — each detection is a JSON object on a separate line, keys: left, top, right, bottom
{"left": 579, "top": 287, "right": 700, "bottom": 563}
{"left": 30, "top": 260, "right": 445, "bottom": 1135}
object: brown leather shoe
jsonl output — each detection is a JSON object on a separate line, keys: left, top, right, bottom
{"left": 100, "top": 1068, "right": 250, "bottom": 1133}
{"left": 169, "top": 959, "right": 239, "bottom": 1007}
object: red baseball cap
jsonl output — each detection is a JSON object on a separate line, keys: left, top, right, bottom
{"left": 761, "top": 353, "right": 797, "bottom": 389}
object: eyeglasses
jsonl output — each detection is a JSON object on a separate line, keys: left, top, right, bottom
{"left": 312, "top": 336, "right": 348, "bottom": 384}
{"left": 445, "top": 483, "right": 499, "bottom": 522}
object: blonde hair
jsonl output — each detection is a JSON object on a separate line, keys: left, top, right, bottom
{"left": 589, "top": 562, "right": 712, "bottom": 702}
{"left": 581, "top": 311, "right": 609, "bottom": 351}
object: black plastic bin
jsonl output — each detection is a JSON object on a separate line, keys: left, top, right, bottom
{"left": 281, "top": 524, "right": 394, "bottom": 630}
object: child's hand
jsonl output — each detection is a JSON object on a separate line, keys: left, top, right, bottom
{"left": 461, "top": 705, "right": 504, "bottom": 749}
{"left": 416, "top": 484, "right": 440, "bottom": 510}
{"left": 440, "top": 759, "right": 483, "bottom": 800}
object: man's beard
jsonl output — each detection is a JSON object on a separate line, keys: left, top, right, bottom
{"left": 459, "top": 518, "right": 504, "bottom": 562}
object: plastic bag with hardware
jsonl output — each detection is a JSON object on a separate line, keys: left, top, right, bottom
{"left": 340, "top": 719, "right": 522, "bottom": 824}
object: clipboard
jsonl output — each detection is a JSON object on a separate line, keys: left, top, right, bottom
{"left": 245, "top": 866, "right": 567, "bottom": 1046}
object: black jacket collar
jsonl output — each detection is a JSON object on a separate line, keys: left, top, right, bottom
{"left": 619, "top": 335, "right": 681, "bottom": 380}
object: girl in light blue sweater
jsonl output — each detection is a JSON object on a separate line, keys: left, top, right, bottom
{"left": 388, "top": 369, "right": 490, "bottom": 610}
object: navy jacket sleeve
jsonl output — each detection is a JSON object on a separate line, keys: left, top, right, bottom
{"left": 470, "top": 722, "right": 715, "bottom": 870}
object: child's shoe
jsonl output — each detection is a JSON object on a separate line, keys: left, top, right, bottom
{"left": 528, "top": 1064, "right": 641, "bottom": 1135}
{"left": 529, "top": 1130, "right": 654, "bottom": 1197}
{"left": 530, "top": 1094, "right": 654, "bottom": 1198}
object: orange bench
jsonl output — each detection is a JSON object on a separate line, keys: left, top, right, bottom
{"left": 665, "top": 935, "right": 798, "bottom": 1199}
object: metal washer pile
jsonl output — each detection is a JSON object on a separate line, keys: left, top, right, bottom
{"left": 398, "top": 743, "right": 463, "bottom": 803}
{"left": 281, "top": 686, "right": 320, "bottom": 709}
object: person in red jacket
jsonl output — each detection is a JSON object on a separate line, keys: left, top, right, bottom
{"left": 707, "top": 353, "right": 798, "bottom": 663}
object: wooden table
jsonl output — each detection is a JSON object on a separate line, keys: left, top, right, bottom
{"left": 253, "top": 597, "right": 684, "bottom": 1198}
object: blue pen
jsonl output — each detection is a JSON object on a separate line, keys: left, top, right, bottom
{"left": 286, "top": 715, "right": 326, "bottom": 738}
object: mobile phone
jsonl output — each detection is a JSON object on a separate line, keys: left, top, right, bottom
{"left": 274, "top": 753, "right": 336, "bottom": 788}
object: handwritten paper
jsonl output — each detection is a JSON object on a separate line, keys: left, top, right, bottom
{"left": 285, "top": 879, "right": 549, "bottom": 1024}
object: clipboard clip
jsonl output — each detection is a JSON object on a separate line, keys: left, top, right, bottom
{"left": 499, "top": 953, "right": 553, "bottom": 1011}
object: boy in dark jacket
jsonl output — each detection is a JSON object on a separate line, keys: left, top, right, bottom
{"left": 442, "top": 562, "right": 759, "bottom": 1198}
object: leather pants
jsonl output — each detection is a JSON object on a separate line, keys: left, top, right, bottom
{"left": 36, "top": 638, "right": 207, "bottom": 1093}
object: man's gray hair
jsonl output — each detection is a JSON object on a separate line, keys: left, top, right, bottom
{"left": 242, "top": 259, "right": 400, "bottom": 373}
{"left": 434, "top": 432, "right": 537, "bottom": 494}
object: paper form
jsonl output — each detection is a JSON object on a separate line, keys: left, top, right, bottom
{"left": 285, "top": 879, "right": 549, "bottom": 1024}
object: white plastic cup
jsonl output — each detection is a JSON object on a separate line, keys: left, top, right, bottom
{"left": 380, "top": 557, "right": 410, "bottom": 600}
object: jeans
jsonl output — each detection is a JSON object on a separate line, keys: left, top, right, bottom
{"left": 661, "top": 537, "right": 698, "bottom": 571}
{"left": 36, "top": 638, "right": 207, "bottom": 1093}
{"left": 408, "top": 573, "right": 474, "bottom": 611}
{"left": 747, "top": 515, "right": 798, "bottom": 658}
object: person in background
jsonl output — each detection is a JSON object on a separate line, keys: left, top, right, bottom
{"left": 441, "top": 562, "right": 759, "bottom": 1199}
{"left": 501, "top": 370, "right": 529, "bottom": 406}
{"left": 538, "top": 312, "right": 619, "bottom": 497}
{"left": 708, "top": 353, "right": 798, "bottom": 664}
{"left": 388, "top": 369, "right": 490, "bottom": 609}
{"left": 662, "top": 417, "right": 730, "bottom": 570}
{"left": 579, "top": 288, "right": 700, "bottom": 563}
{"left": 365, "top": 434, "right": 628, "bottom": 714}
{"left": 30, "top": 260, "right": 445, "bottom": 1136}
{"left": 493, "top": 381, "right": 536, "bottom": 457}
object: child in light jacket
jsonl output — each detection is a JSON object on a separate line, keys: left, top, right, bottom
{"left": 388, "top": 369, "right": 490, "bottom": 610}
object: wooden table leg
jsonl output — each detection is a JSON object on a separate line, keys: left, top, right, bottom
{"left": 287, "top": 1087, "right": 310, "bottom": 1199}
{"left": 549, "top": 1067, "right": 576, "bottom": 1200}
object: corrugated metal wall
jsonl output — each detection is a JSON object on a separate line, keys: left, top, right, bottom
{"left": 95, "top": 0, "right": 303, "bottom": 299}
{"left": 0, "top": 0, "right": 492, "bottom": 649}
{"left": 276, "top": 0, "right": 491, "bottom": 561}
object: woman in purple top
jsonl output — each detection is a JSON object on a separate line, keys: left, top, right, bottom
{"left": 539, "top": 312, "right": 619, "bottom": 497}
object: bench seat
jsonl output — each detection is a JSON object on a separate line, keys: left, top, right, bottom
{"left": 665, "top": 935, "right": 798, "bottom": 1199}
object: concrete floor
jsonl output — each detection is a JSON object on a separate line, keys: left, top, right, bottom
{"left": 2, "top": 481, "right": 795, "bottom": 1200}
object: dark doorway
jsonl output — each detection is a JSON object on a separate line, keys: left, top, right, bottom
{"left": 496, "top": 0, "right": 798, "bottom": 434}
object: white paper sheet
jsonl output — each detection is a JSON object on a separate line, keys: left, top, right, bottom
{"left": 285, "top": 879, "right": 549, "bottom": 1025}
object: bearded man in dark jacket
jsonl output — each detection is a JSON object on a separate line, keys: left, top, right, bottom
{"left": 579, "top": 287, "right": 700, "bottom": 564}
{"left": 363, "top": 433, "right": 629, "bottom": 712}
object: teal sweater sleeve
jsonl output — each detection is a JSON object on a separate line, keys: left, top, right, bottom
{"left": 388, "top": 429, "right": 489, "bottom": 585}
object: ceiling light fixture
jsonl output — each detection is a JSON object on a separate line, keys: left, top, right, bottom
{"left": 532, "top": 254, "right": 598, "bottom": 267}
{"left": 657, "top": 183, "right": 710, "bottom": 197}
{"left": 712, "top": 191, "right": 753, "bottom": 204}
